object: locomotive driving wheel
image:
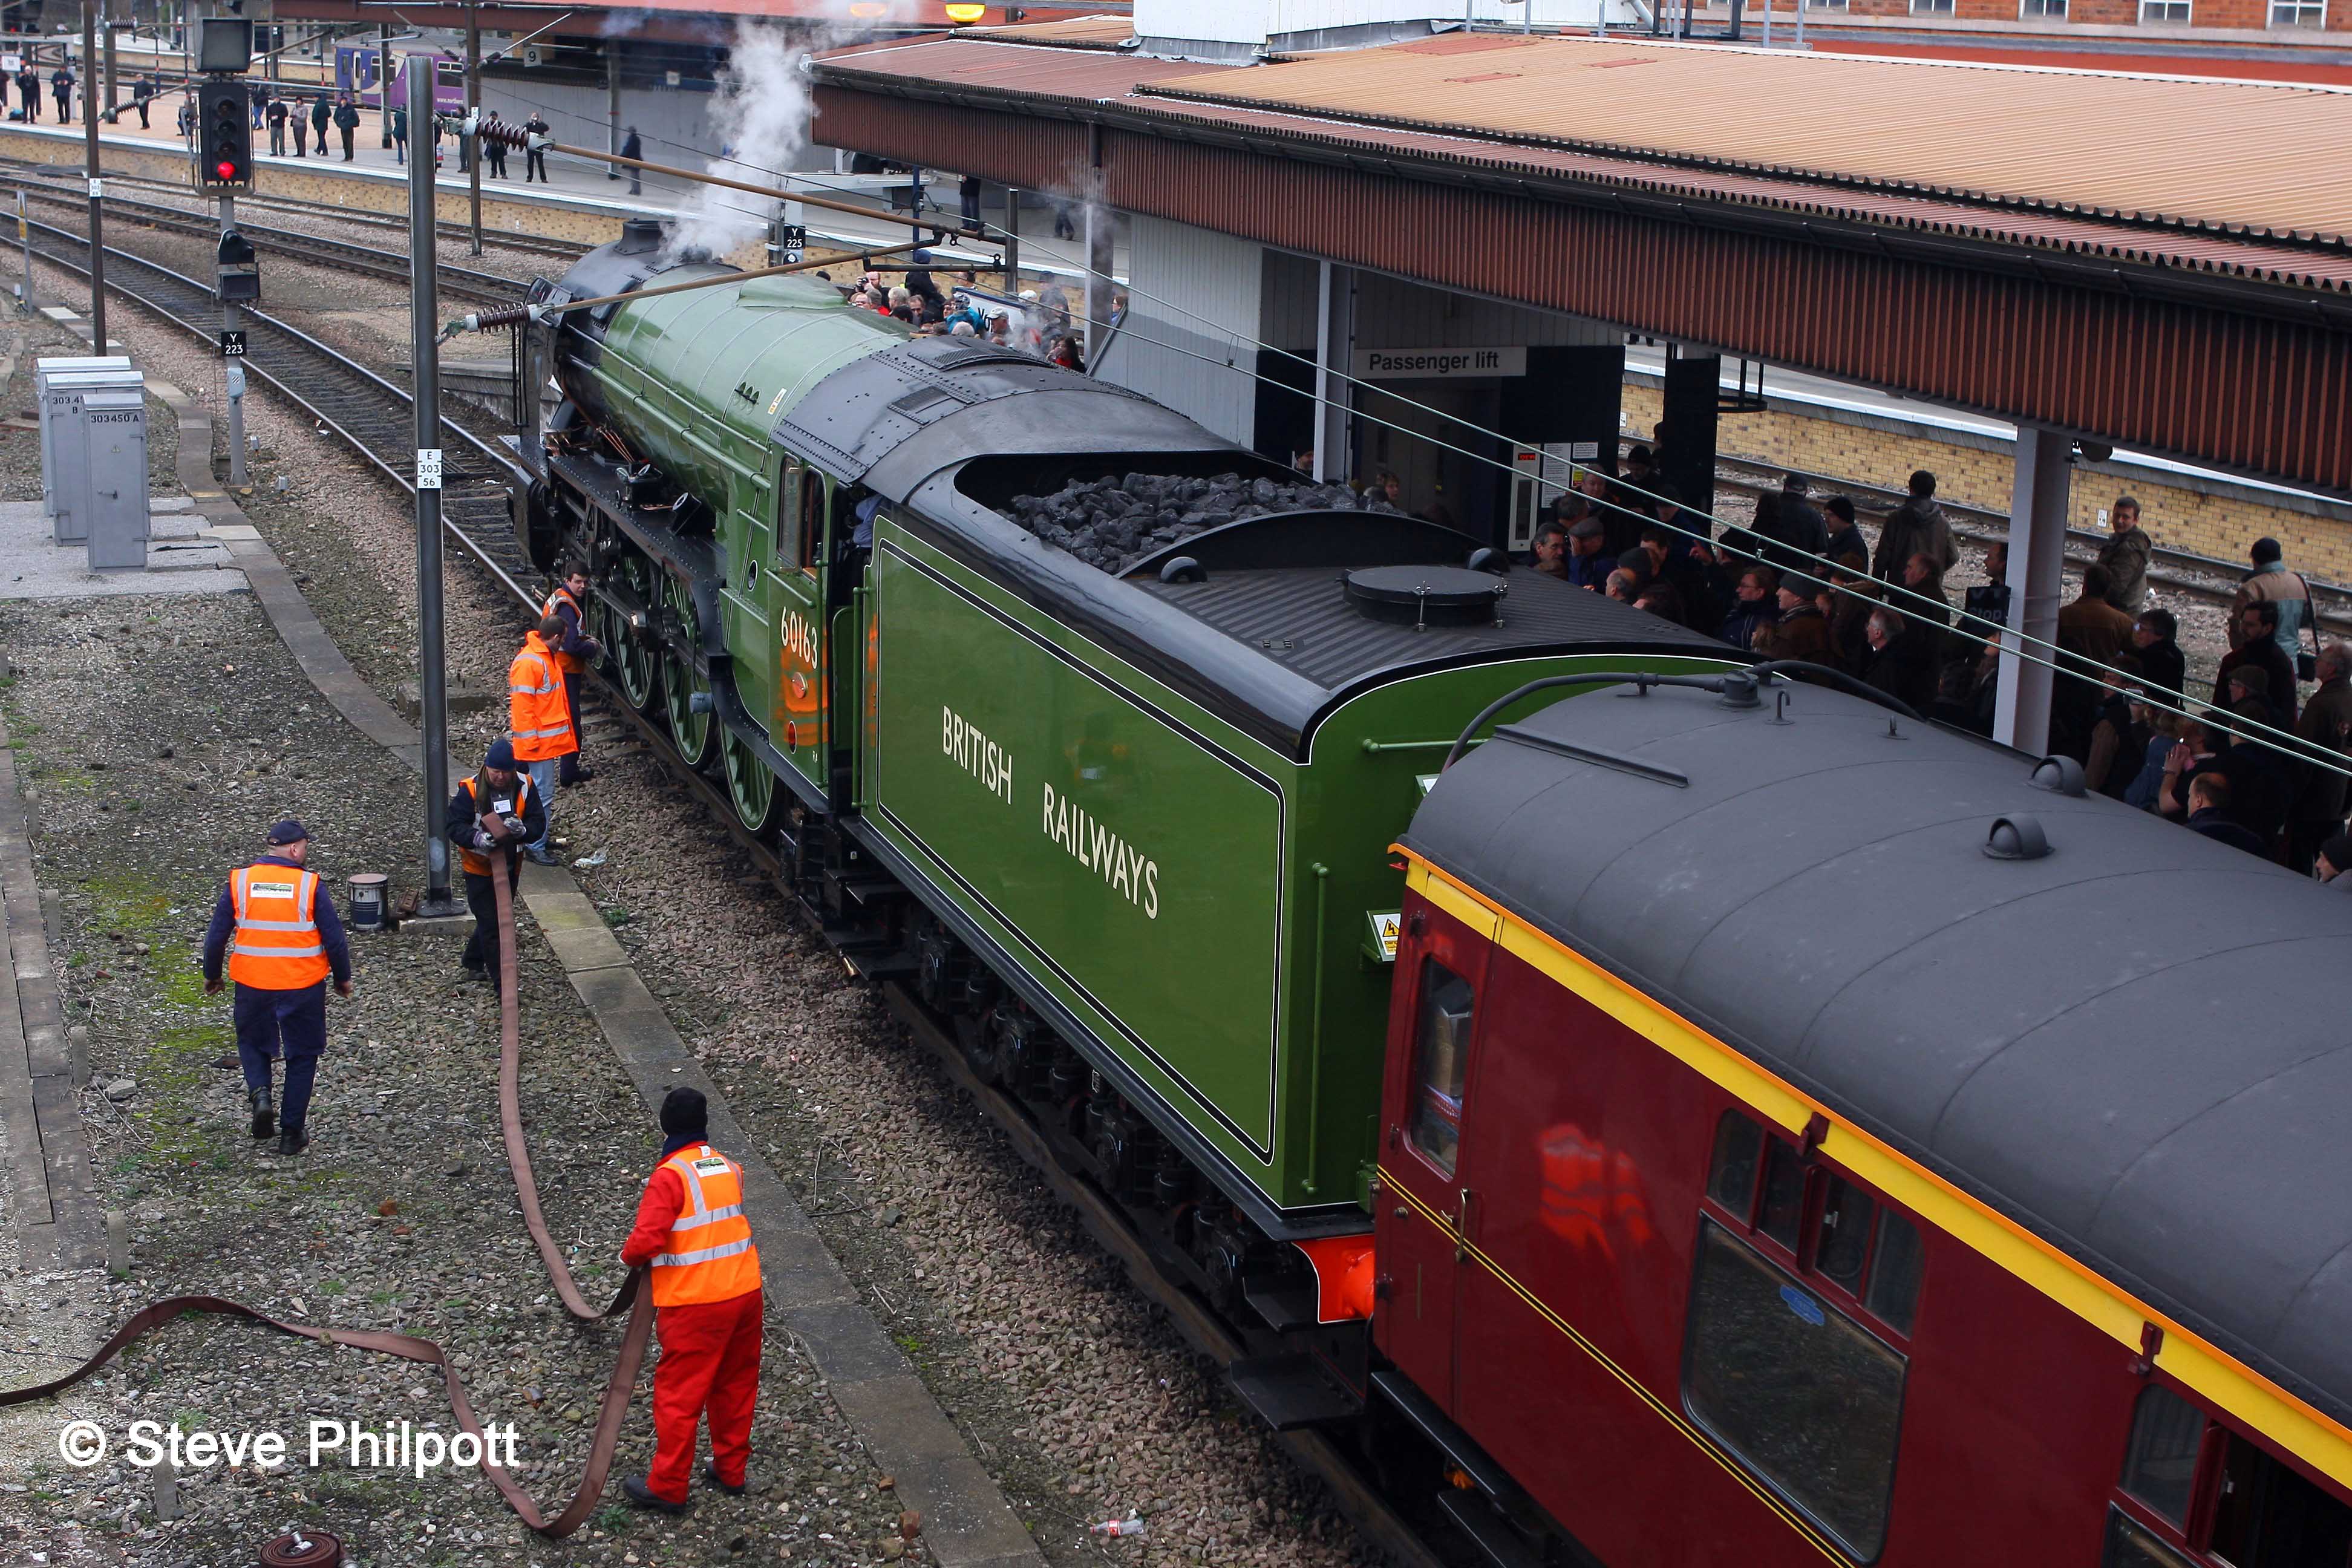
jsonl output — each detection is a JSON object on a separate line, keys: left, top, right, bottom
{"left": 661, "top": 575, "right": 719, "bottom": 769}
{"left": 599, "top": 554, "right": 660, "bottom": 714}
{"left": 722, "top": 730, "right": 786, "bottom": 836}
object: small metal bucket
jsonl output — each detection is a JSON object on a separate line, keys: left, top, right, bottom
{"left": 347, "top": 873, "right": 390, "bottom": 932}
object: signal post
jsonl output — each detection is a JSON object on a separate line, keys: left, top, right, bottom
{"left": 191, "top": 18, "right": 256, "bottom": 489}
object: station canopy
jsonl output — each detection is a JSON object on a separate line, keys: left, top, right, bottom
{"left": 812, "top": 27, "right": 2352, "bottom": 495}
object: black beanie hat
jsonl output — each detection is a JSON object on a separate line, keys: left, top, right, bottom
{"left": 659, "top": 1086, "right": 708, "bottom": 1142}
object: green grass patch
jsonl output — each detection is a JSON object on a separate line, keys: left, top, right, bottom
{"left": 157, "top": 962, "right": 211, "bottom": 1011}
{"left": 30, "top": 766, "right": 93, "bottom": 794}
{"left": 137, "top": 1021, "right": 235, "bottom": 1165}
{"left": 84, "top": 871, "right": 174, "bottom": 939}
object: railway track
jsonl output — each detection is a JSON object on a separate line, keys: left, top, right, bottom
{"left": 18, "top": 215, "right": 533, "bottom": 601}
{"left": 33, "top": 200, "right": 1447, "bottom": 1568}
{"left": 3, "top": 171, "right": 528, "bottom": 304}
{"left": 0, "top": 157, "right": 591, "bottom": 260}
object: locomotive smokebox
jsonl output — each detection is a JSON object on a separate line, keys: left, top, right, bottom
{"left": 541, "top": 220, "right": 737, "bottom": 431}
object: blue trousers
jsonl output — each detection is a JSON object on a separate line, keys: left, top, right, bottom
{"left": 234, "top": 982, "right": 326, "bottom": 1130}
{"left": 526, "top": 756, "right": 559, "bottom": 853}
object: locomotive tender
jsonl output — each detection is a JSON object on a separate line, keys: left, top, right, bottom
{"left": 515, "top": 226, "right": 2352, "bottom": 1567}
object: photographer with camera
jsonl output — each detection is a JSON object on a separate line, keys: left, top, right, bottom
{"left": 446, "top": 737, "right": 547, "bottom": 998}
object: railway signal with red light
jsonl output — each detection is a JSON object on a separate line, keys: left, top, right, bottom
{"left": 194, "top": 80, "right": 252, "bottom": 192}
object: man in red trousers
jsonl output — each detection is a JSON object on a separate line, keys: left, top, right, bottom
{"left": 620, "top": 1087, "right": 764, "bottom": 1511}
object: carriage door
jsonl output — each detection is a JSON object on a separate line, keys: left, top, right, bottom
{"left": 774, "top": 457, "right": 829, "bottom": 804}
{"left": 1374, "top": 901, "right": 1495, "bottom": 1416}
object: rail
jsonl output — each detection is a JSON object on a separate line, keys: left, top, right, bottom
{"left": 3, "top": 171, "right": 526, "bottom": 304}
{"left": 26, "top": 198, "right": 1448, "bottom": 1568}
{"left": 20, "top": 215, "right": 536, "bottom": 607}
{"left": 0, "top": 156, "right": 592, "bottom": 260}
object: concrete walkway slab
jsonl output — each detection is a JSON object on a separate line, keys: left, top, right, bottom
{"left": 0, "top": 498, "right": 248, "bottom": 600}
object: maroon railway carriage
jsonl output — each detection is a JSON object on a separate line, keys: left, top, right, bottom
{"left": 1376, "top": 675, "right": 2352, "bottom": 1568}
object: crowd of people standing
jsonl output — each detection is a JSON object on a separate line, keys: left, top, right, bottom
{"left": 1525, "top": 448, "right": 2350, "bottom": 882}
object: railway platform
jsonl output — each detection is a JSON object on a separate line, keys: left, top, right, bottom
{"left": 0, "top": 111, "right": 1117, "bottom": 281}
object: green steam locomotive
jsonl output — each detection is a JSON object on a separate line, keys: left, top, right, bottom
{"left": 514, "top": 220, "right": 1733, "bottom": 1296}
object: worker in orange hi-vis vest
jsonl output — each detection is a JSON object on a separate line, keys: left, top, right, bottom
{"left": 200, "top": 820, "right": 353, "bottom": 1157}
{"left": 541, "top": 564, "right": 603, "bottom": 786}
{"left": 508, "top": 614, "right": 578, "bottom": 866}
{"left": 619, "top": 1088, "right": 764, "bottom": 1512}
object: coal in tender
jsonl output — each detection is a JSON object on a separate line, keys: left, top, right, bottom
{"left": 1004, "top": 471, "right": 1392, "bottom": 572}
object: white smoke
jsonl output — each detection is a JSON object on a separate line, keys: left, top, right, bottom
{"left": 661, "top": 24, "right": 814, "bottom": 262}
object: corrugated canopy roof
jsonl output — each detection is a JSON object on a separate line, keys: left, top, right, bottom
{"left": 1139, "top": 34, "right": 2352, "bottom": 247}
{"left": 826, "top": 36, "right": 1228, "bottom": 99}
{"left": 967, "top": 13, "right": 1136, "bottom": 47}
{"left": 813, "top": 36, "right": 2352, "bottom": 294}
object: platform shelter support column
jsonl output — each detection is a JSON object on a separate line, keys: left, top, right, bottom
{"left": 1312, "top": 260, "right": 1354, "bottom": 486}
{"left": 1002, "top": 185, "right": 1019, "bottom": 293}
{"left": 1994, "top": 424, "right": 2073, "bottom": 756}
{"left": 606, "top": 51, "right": 620, "bottom": 181}
{"left": 1081, "top": 122, "right": 1112, "bottom": 367}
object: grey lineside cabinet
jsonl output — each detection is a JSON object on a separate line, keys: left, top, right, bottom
{"left": 35, "top": 354, "right": 132, "bottom": 538}
{"left": 74, "top": 387, "right": 152, "bottom": 572}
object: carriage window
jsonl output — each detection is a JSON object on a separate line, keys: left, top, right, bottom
{"left": 2107, "top": 1385, "right": 2352, "bottom": 1568}
{"left": 1758, "top": 1140, "right": 1806, "bottom": 1253}
{"left": 1684, "top": 1220, "right": 1907, "bottom": 1560}
{"left": 1706, "top": 1111, "right": 1762, "bottom": 1213}
{"left": 2105, "top": 1509, "right": 2197, "bottom": 1568}
{"left": 1817, "top": 1177, "right": 1875, "bottom": 1294}
{"left": 1699, "top": 1108, "right": 1926, "bottom": 1338}
{"left": 2118, "top": 1384, "right": 2203, "bottom": 1527}
{"left": 1407, "top": 959, "right": 1474, "bottom": 1177}
{"left": 1864, "top": 1210, "right": 1924, "bottom": 1336}
{"left": 2208, "top": 1429, "right": 2352, "bottom": 1567}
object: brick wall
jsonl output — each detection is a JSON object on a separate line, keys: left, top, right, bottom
{"left": 1792, "top": 0, "right": 2347, "bottom": 25}
{"left": 1622, "top": 379, "right": 2352, "bottom": 584}
{"left": 2194, "top": 0, "right": 2275, "bottom": 25}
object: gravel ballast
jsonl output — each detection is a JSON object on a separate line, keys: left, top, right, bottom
{"left": 0, "top": 260, "right": 1368, "bottom": 1567}
{"left": 0, "top": 217, "right": 2289, "bottom": 1568}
